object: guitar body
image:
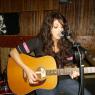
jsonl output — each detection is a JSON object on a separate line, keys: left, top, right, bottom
{"left": 7, "top": 54, "right": 57, "bottom": 95}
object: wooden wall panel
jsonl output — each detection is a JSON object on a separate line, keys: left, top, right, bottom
{"left": 76, "top": 36, "right": 95, "bottom": 50}
{"left": 19, "top": 11, "right": 52, "bottom": 36}
{"left": 0, "top": 0, "right": 22, "bottom": 12}
{"left": 20, "top": 11, "right": 45, "bottom": 36}
{"left": 22, "top": 0, "right": 59, "bottom": 11}
{"left": 0, "top": 48, "right": 10, "bottom": 73}
{"left": 59, "top": 0, "right": 95, "bottom": 36}
{"left": 0, "top": 0, "right": 95, "bottom": 36}
{"left": 0, "top": 0, "right": 58, "bottom": 12}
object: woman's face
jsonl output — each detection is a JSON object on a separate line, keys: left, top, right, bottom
{"left": 51, "top": 19, "right": 64, "bottom": 40}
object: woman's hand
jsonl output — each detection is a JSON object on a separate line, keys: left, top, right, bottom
{"left": 70, "top": 70, "right": 79, "bottom": 79}
{"left": 23, "top": 68, "right": 39, "bottom": 84}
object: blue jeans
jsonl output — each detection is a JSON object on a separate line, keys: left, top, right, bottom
{"left": 36, "top": 78, "right": 92, "bottom": 95}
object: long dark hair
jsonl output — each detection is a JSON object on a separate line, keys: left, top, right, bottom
{"left": 38, "top": 11, "right": 72, "bottom": 67}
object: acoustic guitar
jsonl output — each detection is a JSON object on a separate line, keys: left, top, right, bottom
{"left": 7, "top": 53, "right": 95, "bottom": 95}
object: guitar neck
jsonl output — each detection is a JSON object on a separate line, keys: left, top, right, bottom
{"left": 46, "top": 67, "right": 95, "bottom": 76}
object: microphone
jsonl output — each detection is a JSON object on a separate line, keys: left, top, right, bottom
{"left": 61, "top": 31, "right": 71, "bottom": 37}
{"left": 61, "top": 30, "right": 74, "bottom": 44}
{"left": 61, "top": 31, "right": 87, "bottom": 54}
{"left": 66, "top": 33, "right": 75, "bottom": 44}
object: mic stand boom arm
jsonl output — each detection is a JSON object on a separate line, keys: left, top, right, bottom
{"left": 62, "top": 31, "right": 86, "bottom": 95}
{"left": 75, "top": 43, "right": 84, "bottom": 95}
{"left": 71, "top": 42, "right": 85, "bottom": 95}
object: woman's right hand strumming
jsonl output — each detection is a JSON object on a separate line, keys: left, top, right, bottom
{"left": 23, "top": 67, "right": 39, "bottom": 84}
{"left": 10, "top": 48, "right": 39, "bottom": 85}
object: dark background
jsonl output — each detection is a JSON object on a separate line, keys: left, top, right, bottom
{"left": 0, "top": 13, "right": 19, "bottom": 35}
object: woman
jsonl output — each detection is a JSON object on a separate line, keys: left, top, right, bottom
{"left": 10, "top": 11, "right": 92, "bottom": 95}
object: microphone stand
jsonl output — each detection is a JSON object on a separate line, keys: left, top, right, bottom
{"left": 73, "top": 43, "right": 84, "bottom": 95}
{"left": 61, "top": 31, "right": 86, "bottom": 95}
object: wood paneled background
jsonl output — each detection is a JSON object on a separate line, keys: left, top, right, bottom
{"left": 0, "top": 0, "right": 94, "bottom": 36}
{"left": 0, "top": 0, "right": 95, "bottom": 72}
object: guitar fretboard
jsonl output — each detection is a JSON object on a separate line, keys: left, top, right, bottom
{"left": 46, "top": 67, "right": 95, "bottom": 75}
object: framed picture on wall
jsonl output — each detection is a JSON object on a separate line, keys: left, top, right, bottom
{"left": 0, "top": 13, "right": 20, "bottom": 35}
